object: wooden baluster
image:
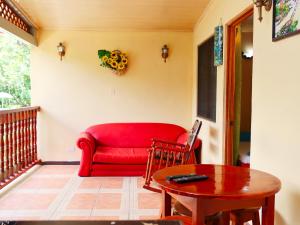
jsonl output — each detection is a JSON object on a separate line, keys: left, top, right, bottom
{"left": 20, "top": 111, "right": 25, "bottom": 169}
{"left": 12, "top": 113, "right": 17, "bottom": 175}
{"left": 8, "top": 113, "right": 14, "bottom": 177}
{"left": 24, "top": 111, "right": 29, "bottom": 168}
{"left": 32, "top": 110, "right": 37, "bottom": 162}
{"left": 0, "top": 106, "right": 40, "bottom": 190}
{"left": 27, "top": 110, "right": 32, "bottom": 165}
{"left": 16, "top": 112, "right": 21, "bottom": 172}
{"left": 24, "top": 110, "right": 29, "bottom": 167}
{"left": 31, "top": 110, "right": 34, "bottom": 164}
{"left": 3, "top": 116, "right": 7, "bottom": 179}
{"left": 0, "top": 115, "right": 5, "bottom": 182}
{"left": 22, "top": 112, "right": 27, "bottom": 169}
{"left": 4, "top": 114, "right": 9, "bottom": 178}
{"left": 26, "top": 110, "right": 31, "bottom": 166}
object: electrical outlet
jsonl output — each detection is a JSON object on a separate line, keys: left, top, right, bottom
{"left": 111, "top": 88, "right": 116, "bottom": 96}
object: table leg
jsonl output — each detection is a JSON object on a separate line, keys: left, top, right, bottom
{"left": 161, "top": 190, "right": 172, "bottom": 217}
{"left": 262, "top": 195, "right": 275, "bottom": 225}
{"left": 191, "top": 198, "right": 205, "bottom": 225}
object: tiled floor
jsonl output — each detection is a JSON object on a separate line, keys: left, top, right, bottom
{"left": 0, "top": 165, "right": 160, "bottom": 220}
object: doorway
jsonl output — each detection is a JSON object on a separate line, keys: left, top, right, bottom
{"left": 225, "top": 7, "right": 253, "bottom": 166}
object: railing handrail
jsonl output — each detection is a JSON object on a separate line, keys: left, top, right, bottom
{"left": 0, "top": 106, "right": 40, "bottom": 115}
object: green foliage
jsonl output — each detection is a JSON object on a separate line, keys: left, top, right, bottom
{"left": 98, "top": 49, "right": 110, "bottom": 58}
{"left": 98, "top": 49, "right": 111, "bottom": 68}
{"left": 0, "top": 33, "right": 31, "bottom": 109}
{"left": 290, "top": 20, "right": 299, "bottom": 32}
{"left": 275, "top": 0, "right": 292, "bottom": 23}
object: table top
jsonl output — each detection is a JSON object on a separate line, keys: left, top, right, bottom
{"left": 153, "top": 164, "right": 281, "bottom": 199}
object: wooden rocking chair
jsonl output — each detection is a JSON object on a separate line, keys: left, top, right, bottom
{"left": 143, "top": 120, "right": 202, "bottom": 193}
{"left": 143, "top": 120, "right": 227, "bottom": 224}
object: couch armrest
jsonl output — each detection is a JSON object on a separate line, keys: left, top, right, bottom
{"left": 76, "top": 132, "right": 96, "bottom": 176}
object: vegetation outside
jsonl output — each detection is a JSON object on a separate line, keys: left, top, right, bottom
{"left": 0, "top": 32, "right": 31, "bottom": 109}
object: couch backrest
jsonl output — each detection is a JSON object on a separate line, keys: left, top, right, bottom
{"left": 86, "top": 123, "right": 186, "bottom": 148}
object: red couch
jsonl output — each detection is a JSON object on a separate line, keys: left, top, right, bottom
{"left": 76, "top": 123, "right": 201, "bottom": 176}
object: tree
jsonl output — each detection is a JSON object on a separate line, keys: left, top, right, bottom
{"left": 0, "top": 32, "right": 31, "bottom": 109}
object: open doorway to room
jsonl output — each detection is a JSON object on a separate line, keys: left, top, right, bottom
{"left": 225, "top": 7, "right": 253, "bottom": 167}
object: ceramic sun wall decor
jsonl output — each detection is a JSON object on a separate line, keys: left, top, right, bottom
{"left": 98, "top": 49, "right": 128, "bottom": 75}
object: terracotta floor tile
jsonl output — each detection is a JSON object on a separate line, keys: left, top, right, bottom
{"left": 0, "top": 166, "right": 159, "bottom": 219}
{"left": 79, "top": 177, "right": 123, "bottom": 189}
{"left": 0, "top": 193, "right": 57, "bottom": 210}
{"left": 19, "top": 177, "right": 70, "bottom": 189}
{"left": 98, "top": 177, "right": 124, "bottom": 189}
{"left": 94, "top": 193, "right": 122, "bottom": 209}
{"left": 138, "top": 193, "right": 161, "bottom": 209}
{"left": 61, "top": 216, "right": 119, "bottom": 220}
{"left": 66, "top": 193, "right": 97, "bottom": 209}
{"left": 78, "top": 177, "right": 102, "bottom": 189}
{"left": 35, "top": 165, "right": 78, "bottom": 175}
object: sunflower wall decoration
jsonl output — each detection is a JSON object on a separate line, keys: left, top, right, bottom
{"left": 98, "top": 49, "right": 128, "bottom": 75}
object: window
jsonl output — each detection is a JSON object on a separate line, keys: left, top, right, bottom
{"left": 197, "top": 36, "right": 217, "bottom": 122}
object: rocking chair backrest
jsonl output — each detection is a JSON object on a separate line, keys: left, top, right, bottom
{"left": 186, "top": 120, "right": 202, "bottom": 152}
{"left": 143, "top": 120, "right": 202, "bottom": 193}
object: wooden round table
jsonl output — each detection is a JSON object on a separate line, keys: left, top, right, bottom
{"left": 153, "top": 164, "right": 281, "bottom": 225}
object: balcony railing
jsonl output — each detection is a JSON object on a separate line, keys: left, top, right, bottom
{"left": 0, "top": 106, "right": 40, "bottom": 189}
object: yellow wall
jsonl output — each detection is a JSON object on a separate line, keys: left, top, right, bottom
{"left": 193, "top": 0, "right": 300, "bottom": 224}
{"left": 31, "top": 30, "right": 193, "bottom": 160}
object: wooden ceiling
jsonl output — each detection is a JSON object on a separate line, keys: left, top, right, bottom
{"left": 14, "top": 0, "right": 210, "bottom": 31}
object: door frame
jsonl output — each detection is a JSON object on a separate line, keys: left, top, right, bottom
{"left": 224, "top": 6, "right": 253, "bottom": 165}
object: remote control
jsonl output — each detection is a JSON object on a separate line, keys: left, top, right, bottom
{"left": 166, "top": 173, "right": 196, "bottom": 181}
{"left": 173, "top": 175, "right": 209, "bottom": 183}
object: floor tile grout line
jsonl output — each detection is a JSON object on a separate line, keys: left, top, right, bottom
{"left": 127, "top": 177, "right": 132, "bottom": 220}
{"left": 128, "top": 177, "right": 132, "bottom": 219}
{"left": 43, "top": 172, "right": 76, "bottom": 219}
{"left": 46, "top": 171, "right": 82, "bottom": 220}
{"left": 90, "top": 182, "right": 101, "bottom": 217}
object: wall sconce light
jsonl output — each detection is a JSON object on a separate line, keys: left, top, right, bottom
{"left": 161, "top": 45, "right": 169, "bottom": 63}
{"left": 57, "top": 42, "right": 65, "bottom": 61}
{"left": 253, "top": 0, "right": 272, "bottom": 22}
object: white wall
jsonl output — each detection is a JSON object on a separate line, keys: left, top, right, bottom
{"left": 193, "top": 0, "right": 300, "bottom": 224}
{"left": 31, "top": 30, "right": 193, "bottom": 160}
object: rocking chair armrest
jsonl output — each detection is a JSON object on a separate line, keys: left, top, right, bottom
{"left": 149, "top": 141, "right": 187, "bottom": 154}
{"left": 151, "top": 138, "right": 186, "bottom": 149}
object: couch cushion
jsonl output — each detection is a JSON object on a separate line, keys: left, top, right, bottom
{"left": 93, "top": 146, "right": 149, "bottom": 164}
{"left": 86, "top": 123, "right": 186, "bottom": 148}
